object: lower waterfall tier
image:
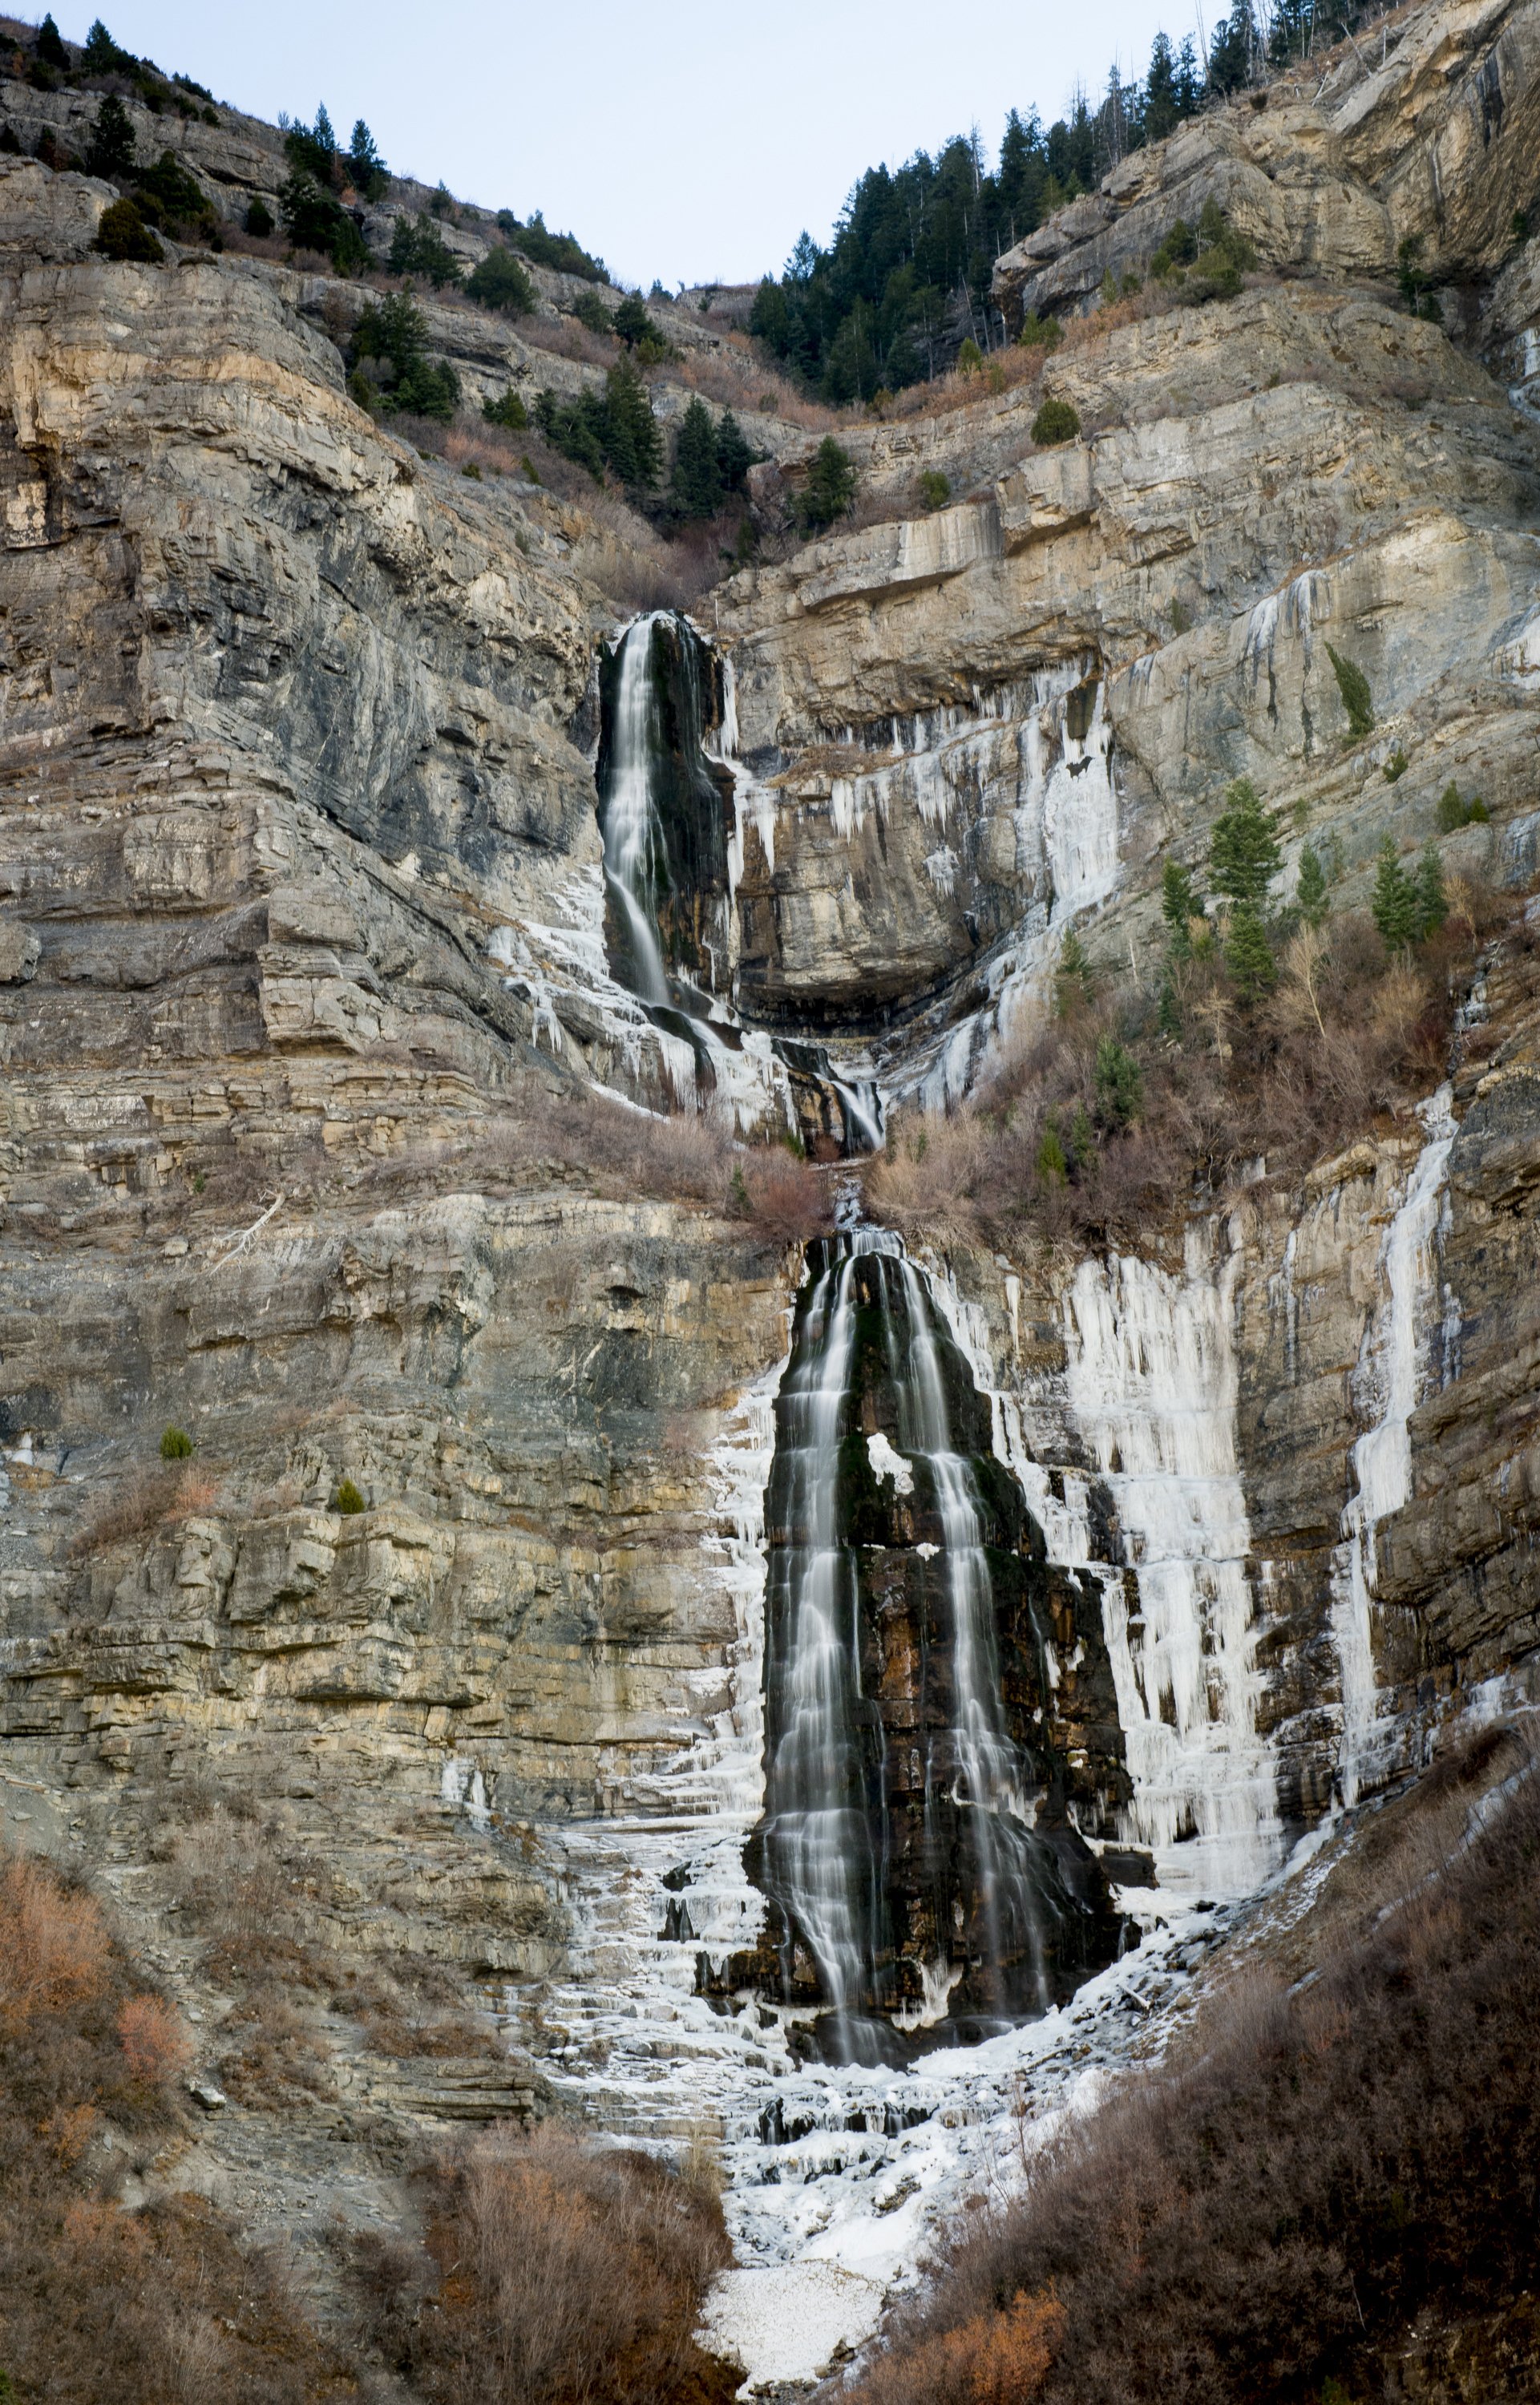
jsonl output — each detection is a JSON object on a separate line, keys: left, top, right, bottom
{"left": 714, "top": 1232, "right": 1130, "bottom": 2059}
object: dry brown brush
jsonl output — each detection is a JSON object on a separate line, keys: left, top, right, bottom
{"left": 352, "top": 2123, "right": 738, "bottom": 2405}
{"left": 467, "top": 1085, "right": 835, "bottom": 1247}
{"left": 0, "top": 1851, "right": 350, "bottom": 2403}
{"left": 869, "top": 894, "right": 1522, "bottom": 1253}
{"left": 849, "top": 1735, "right": 1540, "bottom": 2405}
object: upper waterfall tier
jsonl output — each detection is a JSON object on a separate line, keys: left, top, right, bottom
{"left": 586, "top": 611, "right": 884, "bottom": 1154}
{"left": 596, "top": 612, "right": 736, "bottom": 1011}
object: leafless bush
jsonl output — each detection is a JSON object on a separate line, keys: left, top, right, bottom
{"left": 567, "top": 496, "right": 726, "bottom": 611}
{"left": 218, "top": 1986, "right": 335, "bottom": 2103}
{"left": 466, "top": 1086, "right": 835, "bottom": 1245}
{"left": 869, "top": 897, "right": 1515, "bottom": 1254}
{"left": 0, "top": 1856, "right": 112, "bottom": 2039}
{"left": 217, "top": 226, "right": 287, "bottom": 263}
{"left": 117, "top": 1994, "right": 193, "bottom": 2086}
{"left": 364, "top": 2124, "right": 738, "bottom": 2405}
{"left": 523, "top": 315, "right": 620, "bottom": 370}
{"left": 0, "top": 1850, "right": 351, "bottom": 2400}
{"left": 70, "top": 1466, "right": 220, "bottom": 1559}
{"left": 668, "top": 335, "right": 838, "bottom": 428}
{"left": 734, "top": 1147, "right": 838, "bottom": 1247}
{"left": 848, "top": 1740, "right": 1540, "bottom": 2405}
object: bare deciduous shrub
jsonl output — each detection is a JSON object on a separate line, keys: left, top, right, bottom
{"left": 218, "top": 1986, "right": 335, "bottom": 2104}
{"left": 466, "top": 1086, "right": 835, "bottom": 1247}
{"left": 70, "top": 1466, "right": 220, "bottom": 1558}
{"left": 355, "top": 2124, "right": 738, "bottom": 2405}
{"left": 858, "top": 2288, "right": 1065, "bottom": 2405}
{"left": 848, "top": 1742, "right": 1540, "bottom": 2405}
{"left": 734, "top": 1147, "right": 837, "bottom": 1246}
{"left": 667, "top": 334, "right": 837, "bottom": 429}
{"left": 0, "top": 1856, "right": 111, "bottom": 2035}
{"left": 117, "top": 1993, "right": 192, "bottom": 2085}
{"left": 0, "top": 1850, "right": 351, "bottom": 2402}
{"left": 871, "top": 895, "right": 1523, "bottom": 1252}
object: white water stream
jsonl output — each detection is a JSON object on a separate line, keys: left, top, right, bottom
{"left": 761, "top": 1246, "right": 879, "bottom": 2028}
{"left": 762, "top": 1231, "right": 1051, "bottom": 2052}
{"left": 600, "top": 612, "right": 672, "bottom": 1006}
{"left": 503, "top": 1246, "right": 1227, "bottom": 2392}
{"left": 879, "top": 1251, "right": 1048, "bottom": 2011}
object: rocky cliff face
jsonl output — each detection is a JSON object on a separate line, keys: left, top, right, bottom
{"left": 2, "top": 0, "right": 1539, "bottom": 2353}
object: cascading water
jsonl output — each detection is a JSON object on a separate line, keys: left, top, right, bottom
{"left": 592, "top": 612, "right": 885, "bottom": 1154}
{"left": 756, "top": 1227, "right": 1117, "bottom": 2059}
{"left": 598, "top": 612, "right": 672, "bottom": 1005}
{"left": 760, "top": 1244, "right": 883, "bottom": 2031}
{"left": 881, "top": 1251, "right": 1049, "bottom": 2016}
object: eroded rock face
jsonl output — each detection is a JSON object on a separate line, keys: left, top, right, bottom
{"left": 713, "top": 283, "right": 1538, "bottom": 1069}
{"left": 992, "top": 0, "right": 1540, "bottom": 322}
{"left": 0, "top": 0, "right": 1538, "bottom": 2209}
{"left": 916, "top": 918, "right": 1540, "bottom": 1875}
{"left": 0, "top": 158, "right": 800, "bottom": 2001}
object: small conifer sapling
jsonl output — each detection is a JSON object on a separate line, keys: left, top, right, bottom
{"left": 1296, "top": 843, "right": 1329, "bottom": 927}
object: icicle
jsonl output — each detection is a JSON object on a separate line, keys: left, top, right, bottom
{"left": 1062, "top": 1230, "right": 1282, "bottom": 1898}
{"left": 1330, "top": 1085, "right": 1457, "bottom": 1805}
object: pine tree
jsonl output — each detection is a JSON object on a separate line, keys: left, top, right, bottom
{"left": 613, "top": 293, "right": 659, "bottom": 349}
{"left": 1296, "top": 843, "right": 1329, "bottom": 927}
{"left": 86, "top": 95, "right": 136, "bottom": 181}
{"left": 466, "top": 247, "right": 534, "bottom": 315}
{"left": 1227, "top": 900, "right": 1276, "bottom": 1000}
{"left": 1209, "top": 777, "right": 1282, "bottom": 907}
{"left": 1145, "top": 32, "right": 1181, "bottom": 143}
{"left": 1094, "top": 1035, "right": 1143, "bottom": 1128}
{"left": 389, "top": 214, "right": 462, "bottom": 289}
{"left": 83, "top": 18, "right": 127, "bottom": 69}
{"left": 1174, "top": 37, "right": 1202, "bottom": 115}
{"left": 1054, "top": 932, "right": 1096, "bottom": 1017}
{"left": 799, "top": 437, "right": 856, "bottom": 531}
{"left": 1036, "top": 1122, "right": 1068, "bottom": 1185}
{"left": 1267, "top": 0, "right": 1312, "bottom": 63}
{"left": 671, "top": 397, "right": 723, "bottom": 519}
{"left": 1161, "top": 857, "right": 1205, "bottom": 956}
{"left": 1413, "top": 843, "right": 1448, "bottom": 940}
{"left": 94, "top": 196, "right": 162, "bottom": 261}
{"left": 346, "top": 119, "right": 387, "bottom": 200}
{"left": 1326, "top": 643, "right": 1374, "bottom": 739}
{"left": 35, "top": 13, "right": 69, "bottom": 69}
{"left": 716, "top": 409, "right": 754, "bottom": 493}
{"left": 1371, "top": 838, "right": 1420, "bottom": 952}
{"left": 1207, "top": 2, "right": 1254, "bottom": 91}
{"left": 603, "top": 356, "right": 661, "bottom": 488}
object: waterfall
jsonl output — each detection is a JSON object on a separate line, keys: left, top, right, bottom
{"left": 598, "top": 612, "right": 672, "bottom": 1006}
{"left": 761, "top": 1229, "right": 1069, "bottom": 2057}
{"left": 762, "top": 1245, "right": 881, "bottom": 2030}
{"left": 1062, "top": 1231, "right": 1283, "bottom": 1899}
{"left": 1330, "top": 1085, "right": 1457, "bottom": 1804}
{"left": 879, "top": 1252, "right": 1048, "bottom": 2013}
{"left": 592, "top": 616, "right": 880, "bottom": 1154}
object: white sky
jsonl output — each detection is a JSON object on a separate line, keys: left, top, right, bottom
{"left": 67, "top": 0, "right": 1201, "bottom": 288}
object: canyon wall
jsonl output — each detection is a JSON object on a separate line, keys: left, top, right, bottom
{"left": 0, "top": 0, "right": 1537, "bottom": 2284}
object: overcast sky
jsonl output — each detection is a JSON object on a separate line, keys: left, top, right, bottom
{"left": 70, "top": 1, "right": 1200, "bottom": 289}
